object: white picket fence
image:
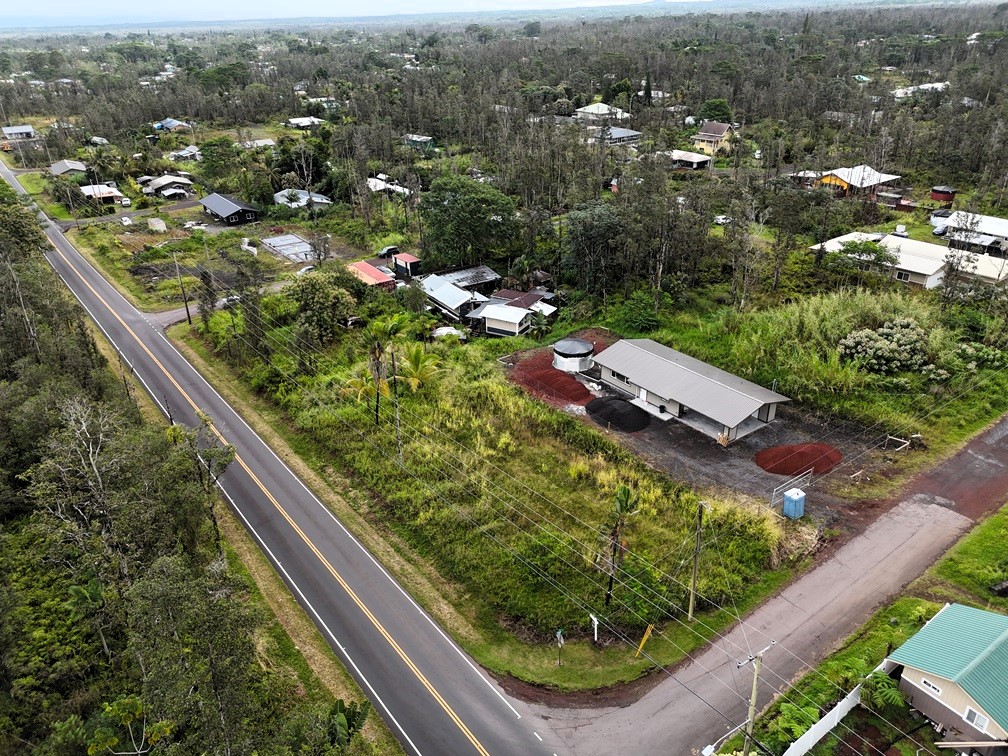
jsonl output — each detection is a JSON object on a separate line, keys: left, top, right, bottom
{"left": 780, "top": 661, "right": 886, "bottom": 756}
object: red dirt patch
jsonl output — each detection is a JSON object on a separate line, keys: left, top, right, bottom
{"left": 755, "top": 442, "right": 843, "bottom": 475}
{"left": 506, "top": 328, "right": 619, "bottom": 407}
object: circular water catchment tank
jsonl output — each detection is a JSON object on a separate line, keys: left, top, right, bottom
{"left": 553, "top": 338, "right": 595, "bottom": 372}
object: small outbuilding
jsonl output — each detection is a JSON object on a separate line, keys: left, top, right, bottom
{"left": 553, "top": 338, "right": 594, "bottom": 373}
{"left": 593, "top": 338, "right": 789, "bottom": 445}
{"left": 392, "top": 252, "right": 421, "bottom": 278}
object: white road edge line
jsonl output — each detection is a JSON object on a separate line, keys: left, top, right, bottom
{"left": 149, "top": 324, "right": 523, "bottom": 720}
{"left": 217, "top": 485, "right": 425, "bottom": 756}
{"left": 45, "top": 206, "right": 524, "bottom": 726}
{"left": 39, "top": 244, "right": 430, "bottom": 754}
{"left": 534, "top": 731, "right": 543, "bottom": 742}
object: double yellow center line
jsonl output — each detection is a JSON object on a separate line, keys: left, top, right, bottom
{"left": 50, "top": 243, "right": 491, "bottom": 756}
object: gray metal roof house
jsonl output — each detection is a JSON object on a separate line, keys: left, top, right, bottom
{"left": 199, "top": 193, "right": 260, "bottom": 225}
{"left": 592, "top": 339, "right": 789, "bottom": 445}
{"left": 49, "top": 159, "right": 87, "bottom": 176}
{"left": 3, "top": 125, "right": 35, "bottom": 139}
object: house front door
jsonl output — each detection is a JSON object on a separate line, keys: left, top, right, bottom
{"left": 638, "top": 387, "right": 647, "bottom": 403}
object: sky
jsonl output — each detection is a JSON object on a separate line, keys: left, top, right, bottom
{"left": 4, "top": 0, "right": 663, "bottom": 29}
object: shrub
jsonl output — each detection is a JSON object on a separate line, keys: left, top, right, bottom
{"left": 838, "top": 318, "right": 927, "bottom": 375}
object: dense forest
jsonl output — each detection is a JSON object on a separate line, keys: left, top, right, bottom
{"left": 0, "top": 182, "right": 373, "bottom": 754}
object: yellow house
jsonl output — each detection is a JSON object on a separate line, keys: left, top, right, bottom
{"left": 817, "top": 164, "right": 901, "bottom": 196}
{"left": 691, "top": 121, "right": 733, "bottom": 155}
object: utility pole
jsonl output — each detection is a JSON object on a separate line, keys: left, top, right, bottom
{"left": 171, "top": 245, "right": 192, "bottom": 325}
{"left": 739, "top": 641, "right": 775, "bottom": 756}
{"left": 688, "top": 501, "right": 705, "bottom": 622}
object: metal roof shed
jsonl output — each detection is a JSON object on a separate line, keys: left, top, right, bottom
{"left": 593, "top": 339, "right": 789, "bottom": 445}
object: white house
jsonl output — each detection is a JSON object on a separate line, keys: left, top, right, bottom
{"left": 575, "top": 103, "right": 629, "bottom": 122}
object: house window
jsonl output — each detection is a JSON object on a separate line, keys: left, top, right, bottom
{"left": 611, "top": 370, "right": 631, "bottom": 385}
{"left": 920, "top": 678, "right": 941, "bottom": 696}
{"left": 895, "top": 270, "right": 911, "bottom": 282}
{"left": 245, "top": 212, "right": 254, "bottom": 220}
{"left": 965, "top": 708, "right": 989, "bottom": 732}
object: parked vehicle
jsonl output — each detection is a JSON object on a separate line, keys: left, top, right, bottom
{"left": 378, "top": 245, "right": 400, "bottom": 258}
{"left": 120, "top": 197, "right": 132, "bottom": 207}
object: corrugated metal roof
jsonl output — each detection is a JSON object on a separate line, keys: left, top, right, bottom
{"left": 440, "top": 265, "right": 500, "bottom": 289}
{"left": 481, "top": 303, "right": 531, "bottom": 324}
{"left": 593, "top": 339, "right": 789, "bottom": 429}
{"left": 889, "top": 604, "right": 1008, "bottom": 729}
{"left": 420, "top": 274, "right": 473, "bottom": 311}
{"left": 348, "top": 261, "right": 393, "bottom": 287}
{"left": 200, "top": 193, "right": 257, "bottom": 218}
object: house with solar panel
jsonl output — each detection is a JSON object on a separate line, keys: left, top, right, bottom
{"left": 592, "top": 338, "right": 789, "bottom": 445}
{"left": 885, "top": 603, "right": 1008, "bottom": 754}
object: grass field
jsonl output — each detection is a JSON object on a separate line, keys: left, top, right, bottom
{"left": 172, "top": 321, "right": 808, "bottom": 689}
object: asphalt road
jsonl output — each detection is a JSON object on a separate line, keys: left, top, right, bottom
{"left": 1, "top": 159, "right": 567, "bottom": 756}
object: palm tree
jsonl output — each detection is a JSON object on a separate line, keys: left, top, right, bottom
{"left": 599, "top": 485, "right": 640, "bottom": 607}
{"left": 364, "top": 313, "right": 410, "bottom": 425}
{"left": 397, "top": 342, "right": 441, "bottom": 393}
{"left": 528, "top": 310, "right": 550, "bottom": 340}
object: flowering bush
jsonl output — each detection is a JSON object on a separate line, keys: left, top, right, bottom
{"left": 838, "top": 318, "right": 928, "bottom": 375}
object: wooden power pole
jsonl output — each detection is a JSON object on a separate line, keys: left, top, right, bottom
{"left": 739, "top": 642, "right": 775, "bottom": 756}
{"left": 688, "top": 501, "right": 705, "bottom": 622}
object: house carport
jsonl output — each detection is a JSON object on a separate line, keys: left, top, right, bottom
{"left": 592, "top": 339, "right": 789, "bottom": 446}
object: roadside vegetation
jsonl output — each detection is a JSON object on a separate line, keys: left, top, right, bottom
{"left": 0, "top": 181, "right": 387, "bottom": 754}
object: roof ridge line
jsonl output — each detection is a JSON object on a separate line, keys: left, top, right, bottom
{"left": 957, "top": 623, "right": 1008, "bottom": 682}
{"left": 623, "top": 340, "right": 773, "bottom": 401}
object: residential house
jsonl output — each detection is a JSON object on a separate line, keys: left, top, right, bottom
{"left": 657, "top": 149, "right": 711, "bottom": 170}
{"left": 574, "top": 103, "right": 629, "bottom": 122}
{"left": 143, "top": 175, "right": 193, "bottom": 197}
{"left": 418, "top": 274, "right": 487, "bottom": 320}
{"left": 49, "top": 159, "right": 87, "bottom": 177}
{"left": 348, "top": 261, "right": 395, "bottom": 292}
{"left": 592, "top": 338, "right": 789, "bottom": 445}
{"left": 471, "top": 303, "right": 533, "bottom": 337}
{"left": 690, "top": 121, "right": 734, "bottom": 155}
{"left": 391, "top": 252, "right": 421, "bottom": 278}
{"left": 199, "top": 193, "right": 260, "bottom": 225}
{"left": 236, "top": 138, "right": 276, "bottom": 150}
{"left": 287, "top": 116, "right": 324, "bottom": 129}
{"left": 438, "top": 265, "right": 502, "bottom": 294}
{"left": 943, "top": 211, "right": 1008, "bottom": 250}
{"left": 80, "top": 184, "right": 125, "bottom": 204}
{"left": 168, "top": 145, "right": 201, "bottom": 162}
{"left": 403, "top": 134, "right": 435, "bottom": 153}
{"left": 818, "top": 164, "right": 901, "bottom": 197}
{"left": 273, "top": 189, "right": 333, "bottom": 209}
{"left": 366, "top": 174, "right": 412, "bottom": 198}
{"left": 603, "top": 127, "right": 643, "bottom": 146}
{"left": 891, "top": 81, "right": 949, "bottom": 100}
{"left": 813, "top": 232, "right": 1008, "bottom": 288}
{"left": 885, "top": 603, "right": 1008, "bottom": 755}
{"left": 2, "top": 125, "right": 35, "bottom": 140}
{"left": 154, "top": 118, "right": 190, "bottom": 132}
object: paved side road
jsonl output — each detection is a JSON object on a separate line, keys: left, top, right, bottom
{"left": 538, "top": 498, "right": 972, "bottom": 754}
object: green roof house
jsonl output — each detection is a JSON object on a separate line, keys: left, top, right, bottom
{"left": 887, "top": 604, "right": 1008, "bottom": 754}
